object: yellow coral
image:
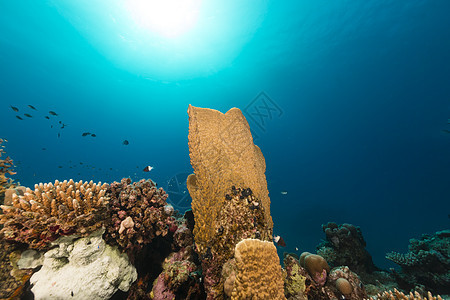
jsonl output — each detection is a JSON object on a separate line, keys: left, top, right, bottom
{"left": 187, "top": 105, "right": 273, "bottom": 253}
{"left": 231, "top": 238, "right": 286, "bottom": 300}
{"left": 365, "top": 288, "right": 443, "bottom": 300}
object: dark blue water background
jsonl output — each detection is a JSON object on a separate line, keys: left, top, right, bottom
{"left": 1, "top": 0, "right": 449, "bottom": 269}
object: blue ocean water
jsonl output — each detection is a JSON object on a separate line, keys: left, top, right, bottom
{"left": 1, "top": 0, "right": 449, "bottom": 271}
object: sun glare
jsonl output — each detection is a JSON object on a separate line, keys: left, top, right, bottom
{"left": 126, "top": 0, "right": 201, "bottom": 38}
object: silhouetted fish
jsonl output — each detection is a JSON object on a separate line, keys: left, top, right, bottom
{"left": 16, "top": 116, "right": 23, "bottom": 120}
{"left": 28, "top": 105, "right": 37, "bottom": 110}
{"left": 58, "top": 166, "right": 62, "bottom": 168}
{"left": 24, "top": 113, "right": 32, "bottom": 118}
{"left": 82, "top": 132, "right": 90, "bottom": 136}
{"left": 123, "top": 140, "right": 129, "bottom": 145}
{"left": 57, "top": 133, "right": 60, "bottom": 138}
{"left": 45, "top": 116, "right": 50, "bottom": 119}
{"left": 442, "top": 129, "right": 450, "bottom": 134}
{"left": 42, "top": 148, "right": 46, "bottom": 150}
{"left": 91, "top": 134, "right": 96, "bottom": 137}
{"left": 61, "top": 124, "right": 67, "bottom": 129}
{"left": 49, "top": 111, "right": 58, "bottom": 116}
{"left": 59, "top": 121, "right": 62, "bottom": 124}
{"left": 10, "top": 105, "right": 19, "bottom": 112}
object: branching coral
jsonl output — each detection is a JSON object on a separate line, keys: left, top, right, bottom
{"left": 0, "top": 179, "right": 109, "bottom": 249}
{"left": 103, "top": 178, "right": 178, "bottom": 258}
{"left": 0, "top": 138, "right": 16, "bottom": 203}
{"left": 365, "top": 288, "right": 444, "bottom": 300}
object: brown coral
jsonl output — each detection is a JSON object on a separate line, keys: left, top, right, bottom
{"left": 231, "top": 238, "right": 285, "bottom": 300}
{"left": 103, "top": 178, "right": 177, "bottom": 258}
{"left": 299, "top": 253, "right": 330, "bottom": 286}
{"left": 187, "top": 105, "right": 273, "bottom": 255}
{"left": 0, "top": 179, "right": 109, "bottom": 249}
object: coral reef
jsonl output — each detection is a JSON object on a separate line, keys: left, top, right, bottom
{"left": 325, "top": 266, "right": 368, "bottom": 299}
{"left": 231, "top": 238, "right": 285, "bottom": 299}
{"left": 299, "top": 252, "right": 330, "bottom": 286}
{"left": 386, "top": 230, "right": 450, "bottom": 294}
{"left": 187, "top": 105, "right": 273, "bottom": 257}
{"left": 150, "top": 246, "right": 203, "bottom": 299}
{"left": 0, "top": 179, "right": 109, "bottom": 249}
{"left": 0, "top": 237, "right": 32, "bottom": 299}
{"left": 25, "top": 228, "right": 137, "bottom": 300}
{"left": 365, "top": 288, "right": 444, "bottom": 300}
{"left": 103, "top": 178, "right": 178, "bottom": 259}
{"left": 198, "top": 186, "right": 272, "bottom": 299}
{"left": 283, "top": 254, "right": 308, "bottom": 299}
{"left": 317, "top": 222, "right": 379, "bottom": 275}
{"left": 284, "top": 253, "right": 367, "bottom": 300}
{"left": 0, "top": 138, "right": 16, "bottom": 203}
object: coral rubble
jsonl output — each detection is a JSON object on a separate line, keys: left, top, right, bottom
{"left": 0, "top": 179, "right": 109, "bottom": 249}
{"left": 386, "top": 230, "right": 450, "bottom": 295}
{"left": 317, "top": 222, "right": 379, "bottom": 275}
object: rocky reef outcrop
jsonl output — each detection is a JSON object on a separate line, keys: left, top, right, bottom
{"left": 386, "top": 229, "right": 450, "bottom": 295}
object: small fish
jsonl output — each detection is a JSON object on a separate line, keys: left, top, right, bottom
{"left": 58, "top": 133, "right": 60, "bottom": 138}
{"left": 442, "top": 129, "right": 450, "bottom": 134}
{"left": 59, "top": 121, "right": 62, "bottom": 124}
{"left": 274, "top": 235, "right": 286, "bottom": 247}
{"left": 45, "top": 116, "right": 50, "bottom": 119}
{"left": 51, "top": 125, "right": 53, "bottom": 128}
{"left": 58, "top": 166, "right": 63, "bottom": 168}
{"left": 28, "top": 105, "right": 37, "bottom": 110}
{"left": 42, "top": 148, "right": 46, "bottom": 150}
{"left": 49, "top": 111, "right": 58, "bottom": 116}
{"left": 295, "top": 247, "right": 299, "bottom": 251}
{"left": 143, "top": 166, "right": 154, "bottom": 172}
{"left": 16, "top": 116, "right": 23, "bottom": 120}
{"left": 24, "top": 113, "right": 32, "bottom": 118}
{"left": 281, "top": 191, "right": 288, "bottom": 195}
{"left": 123, "top": 140, "right": 129, "bottom": 145}
{"left": 91, "top": 134, "right": 96, "bottom": 137}
{"left": 61, "top": 124, "right": 67, "bottom": 129}
{"left": 10, "top": 105, "right": 19, "bottom": 112}
{"left": 82, "top": 132, "right": 90, "bottom": 137}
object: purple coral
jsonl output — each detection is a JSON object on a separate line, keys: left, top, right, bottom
{"left": 103, "top": 178, "right": 178, "bottom": 258}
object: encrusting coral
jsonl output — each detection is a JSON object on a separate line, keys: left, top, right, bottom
{"left": 231, "top": 238, "right": 285, "bottom": 300}
{"left": 0, "top": 179, "right": 109, "bottom": 249}
{"left": 103, "top": 178, "right": 178, "bottom": 259}
{"left": 187, "top": 105, "right": 273, "bottom": 256}
{"left": 0, "top": 138, "right": 16, "bottom": 203}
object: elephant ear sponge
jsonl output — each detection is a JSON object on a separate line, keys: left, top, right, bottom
{"left": 186, "top": 105, "right": 273, "bottom": 255}
{"left": 231, "top": 238, "right": 286, "bottom": 300}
